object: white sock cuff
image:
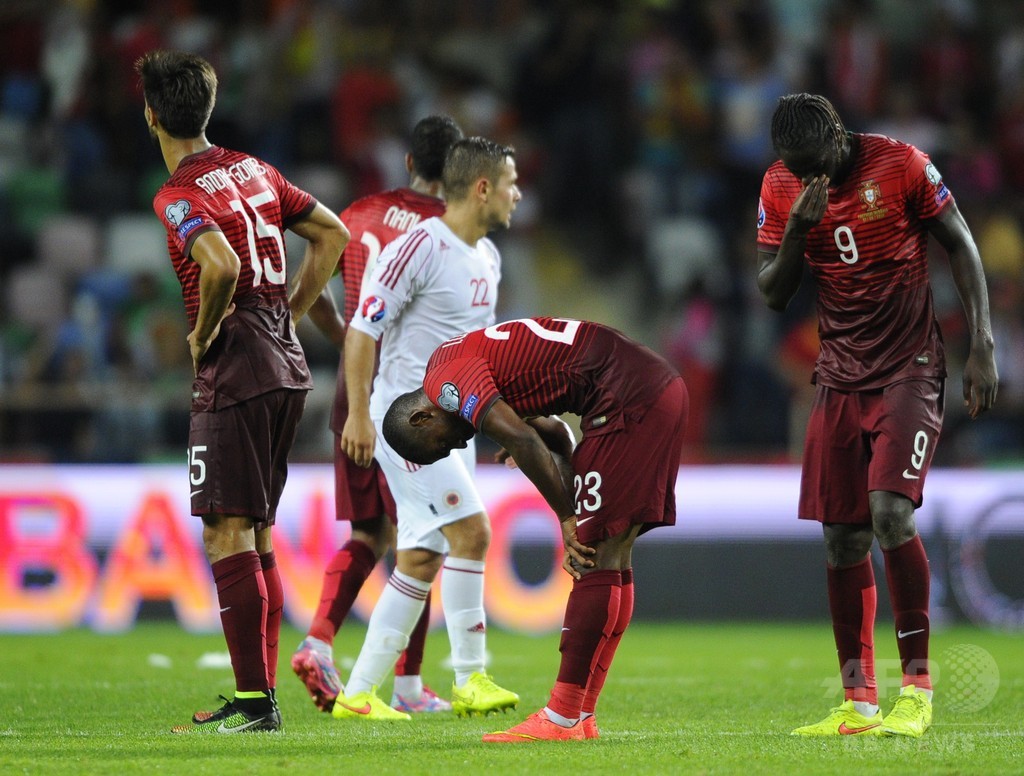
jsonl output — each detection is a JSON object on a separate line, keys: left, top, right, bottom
{"left": 390, "top": 569, "right": 432, "bottom": 598}
{"left": 443, "top": 556, "right": 486, "bottom": 574}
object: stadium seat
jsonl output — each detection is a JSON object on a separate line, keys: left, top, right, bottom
{"left": 5, "top": 264, "right": 68, "bottom": 330}
{"left": 36, "top": 214, "right": 102, "bottom": 277}
{"left": 103, "top": 213, "right": 168, "bottom": 274}
{"left": 6, "top": 167, "right": 65, "bottom": 237}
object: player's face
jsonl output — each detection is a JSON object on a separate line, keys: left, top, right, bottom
{"left": 418, "top": 414, "right": 476, "bottom": 465}
{"left": 485, "top": 157, "right": 521, "bottom": 231}
{"left": 779, "top": 144, "right": 839, "bottom": 185}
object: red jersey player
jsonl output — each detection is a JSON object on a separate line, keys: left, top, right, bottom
{"left": 757, "top": 94, "right": 998, "bottom": 738}
{"left": 381, "top": 317, "right": 689, "bottom": 743}
{"left": 292, "top": 116, "right": 463, "bottom": 715}
{"left": 138, "top": 50, "right": 349, "bottom": 733}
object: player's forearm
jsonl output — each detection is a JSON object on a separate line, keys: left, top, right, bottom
{"left": 506, "top": 436, "right": 576, "bottom": 521}
{"left": 290, "top": 235, "right": 348, "bottom": 324}
{"left": 193, "top": 256, "right": 238, "bottom": 344}
{"left": 288, "top": 205, "right": 349, "bottom": 323}
{"left": 757, "top": 234, "right": 805, "bottom": 311}
{"left": 948, "top": 244, "right": 995, "bottom": 351}
{"left": 343, "top": 328, "right": 376, "bottom": 416}
{"left": 307, "top": 287, "right": 347, "bottom": 350}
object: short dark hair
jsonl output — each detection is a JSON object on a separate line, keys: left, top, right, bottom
{"left": 442, "top": 137, "right": 516, "bottom": 200}
{"left": 382, "top": 389, "right": 430, "bottom": 463}
{"left": 410, "top": 115, "right": 464, "bottom": 182}
{"left": 135, "top": 50, "right": 217, "bottom": 139}
{"left": 770, "top": 93, "right": 847, "bottom": 158}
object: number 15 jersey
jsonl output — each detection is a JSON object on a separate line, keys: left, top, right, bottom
{"left": 153, "top": 145, "right": 317, "bottom": 410}
{"left": 757, "top": 133, "right": 952, "bottom": 391}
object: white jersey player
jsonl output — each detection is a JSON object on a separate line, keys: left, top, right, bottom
{"left": 333, "top": 137, "right": 522, "bottom": 721}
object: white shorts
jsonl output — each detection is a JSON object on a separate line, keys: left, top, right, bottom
{"left": 373, "top": 418, "right": 485, "bottom": 554}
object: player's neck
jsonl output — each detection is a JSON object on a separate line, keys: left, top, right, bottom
{"left": 409, "top": 176, "right": 444, "bottom": 199}
{"left": 161, "top": 135, "right": 213, "bottom": 175}
{"left": 441, "top": 205, "right": 486, "bottom": 246}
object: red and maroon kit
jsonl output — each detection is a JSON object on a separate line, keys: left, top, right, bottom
{"left": 758, "top": 133, "right": 952, "bottom": 391}
{"left": 327, "top": 188, "right": 445, "bottom": 523}
{"left": 329, "top": 188, "right": 446, "bottom": 432}
{"left": 153, "top": 146, "right": 316, "bottom": 411}
{"left": 423, "top": 318, "right": 687, "bottom": 540}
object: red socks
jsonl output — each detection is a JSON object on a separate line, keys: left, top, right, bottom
{"left": 883, "top": 535, "right": 932, "bottom": 690}
{"left": 308, "top": 540, "right": 376, "bottom": 645}
{"left": 260, "top": 551, "right": 283, "bottom": 690}
{"left": 582, "top": 568, "right": 634, "bottom": 714}
{"left": 548, "top": 570, "right": 622, "bottom": 720}
{"left": 827, "top": 557, "right": 877, "bottom": 704}
{"left": 212, "top": 551, "right": 269, "bottom": 694}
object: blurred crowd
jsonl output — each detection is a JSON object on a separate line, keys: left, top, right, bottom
{"left": 1, "top": 0, "right": 1022, "bottom": 465}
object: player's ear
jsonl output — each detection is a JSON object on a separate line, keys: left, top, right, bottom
{"left": 409, "top": 408, "right": 434, "bottom": 427}
{"left": 476, "top": 176, "right": 490, "bottom": 203}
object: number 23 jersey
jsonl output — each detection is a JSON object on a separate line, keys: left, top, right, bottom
{"left": 757, "top": 133, "right": 952, "bottom": 391}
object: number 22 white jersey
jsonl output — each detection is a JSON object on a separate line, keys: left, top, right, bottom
{"left": 348, "top": 215, "right": 501, "bottom": 420}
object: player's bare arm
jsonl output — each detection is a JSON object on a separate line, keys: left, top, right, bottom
{"left": 188, "top": 230, "right": 240, "bottom": 373}
{"left": 341, "top": 327, "right": 378, "bottom": 467}
{"left": 480, "top": 401, "right": 595, "bottom": 578}
{"left": 307, "top": 284, "right": 347, "bottom": 351}
{"left": 757, "top": 174, "right": 830, "bottom": 311}
{"left": 927, "top": 201, "right": 999, "bottom": 418}
{"left": 288, "top": 202, "right": 350, "bottom": 324}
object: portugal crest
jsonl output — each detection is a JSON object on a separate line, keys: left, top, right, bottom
{"left": 857, "top": 180, "right": 887, "bottom": 222}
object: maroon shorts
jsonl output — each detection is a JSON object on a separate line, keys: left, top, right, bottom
{"left": 572, "top": 376, "right": 688, "bottom": 544}
{"left": 188, "top": 388, "right": 307, "bottom": 529}
{"left": 799, "top": 379, "right": 944, "bottom": 525}
{"left": 333, "top": 431, "right": 397, "bottom": 523}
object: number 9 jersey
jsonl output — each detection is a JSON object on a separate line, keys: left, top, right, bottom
{"left": 757, "top": 133, "right": 952, "bottom": 391}
{"left": 153, "top": 145, "right": 317, "bottom": 411}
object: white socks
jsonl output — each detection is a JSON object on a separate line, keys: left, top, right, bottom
{"left": 853, "top": 701, "right": 880, "bottom": 717}
{"left": 441, "top": 556, "right": 487, "bottom": 687}
{"left": 345, "top": 570, "right": 430, "bottom": 697}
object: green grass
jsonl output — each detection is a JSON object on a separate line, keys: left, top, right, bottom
{"left": 2, "top": 622, "right": 1021, "bottom": 775}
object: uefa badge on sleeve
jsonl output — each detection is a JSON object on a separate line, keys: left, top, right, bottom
{"left": 361, "top": 295, "right": 386, "bottom": 323}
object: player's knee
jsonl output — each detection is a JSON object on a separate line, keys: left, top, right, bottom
{"left": 446, "top": 513, "right": 491, "bottom": 558}
{"left": 823, "top": 526, "right": 873, "bottom": 567}
{"left": 870, "top": 494, "right": 916, "bottom": 549}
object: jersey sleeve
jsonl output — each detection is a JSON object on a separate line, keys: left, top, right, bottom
{"left": 904, "top": 145, "right": 954, "bottom": 220}
{"left": 423, "top": 356, "right": 500, "bottom": 429}
{"left": 153, "top": 185, "right": 221, "bottom": 258}
{"left": 756, "top": 170, "right": 787, "bottom": 251}
{"left": 265, "top": 164, "right": 316, "bottom": 228}
{"left": 348, "top": 228, "right": 433, "bottom": 339}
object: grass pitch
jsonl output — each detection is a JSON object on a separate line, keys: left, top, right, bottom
{"left": 2, "top": 621, "right": 1021, "bottom": 775}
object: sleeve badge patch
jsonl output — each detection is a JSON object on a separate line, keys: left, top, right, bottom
{"left": 437, "top": 382, "right": 460, "bottom": 413}
{"left": 164, "top": 199, "right": 192, "bottom": 227}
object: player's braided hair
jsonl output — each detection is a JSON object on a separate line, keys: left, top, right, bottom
{"left": 770, "top": 93, "right": 846, "bottom": 157}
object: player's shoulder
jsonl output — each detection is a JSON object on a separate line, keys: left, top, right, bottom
{"left": 762, "top": 159, "right": 799, "bottom": 193}
{"left": 856, "top": 132, "right": 918, "bottom": 162}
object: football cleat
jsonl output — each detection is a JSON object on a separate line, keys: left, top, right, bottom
{"left": 482, "top": 709, "right": 585, "bottom": 743}
{"left": 172, "top": 696, "right": 281, "bottom": 734}
{"left": 790, "top": 700, "right": 883, "bottom": 736}
{"left": 451, "top": 672, "right": 519, "bottom": 717}
{"left": 581, "top": 714, "right": 599, "bottom": 740}
{"left": 291, "top": 637, "right": 343, "bottom": 712}
{"left": 391, "top": 684, "right": 453, "bottom": 713}
{"left": 331, "top": 687, "right": 411, "bottom": 721}
{"left": 881, "top": 685, "right": 933, "bottom": 737}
